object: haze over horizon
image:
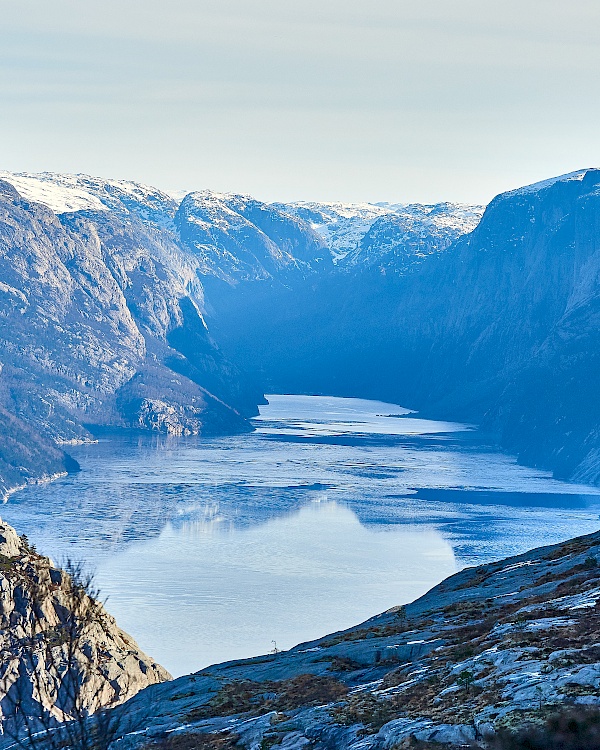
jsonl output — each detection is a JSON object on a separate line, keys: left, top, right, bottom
{"left": 1, "top": 0, "right": 599, "bottom": 204}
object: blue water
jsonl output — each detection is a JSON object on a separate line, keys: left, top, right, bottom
{"left": 3, "top": 395, "right": 600, "bottom": 676}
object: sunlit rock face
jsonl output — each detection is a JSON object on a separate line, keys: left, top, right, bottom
{"left": 175, "top": 190, "right": 330, "bottom": 284}
{"left": 0, "top": 519, "right": 170, "bottom": 739}
{"left": 0, "top": 175, "right": 258, "bottom": 496}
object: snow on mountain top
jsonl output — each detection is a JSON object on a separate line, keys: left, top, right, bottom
{"left": 276, "top": 199, "right": 484, "bottom": 263}
{"left": 283, "top": 201, "right": 393, "bottom": 221}
{"left": 0, "top": 171, "right": 177, "bottom": 221}
{"left": 0, "top": 171, "right": 108, "bottom": 213}
{"left": 505, "top": 169, "right": 591, "bottom": 197}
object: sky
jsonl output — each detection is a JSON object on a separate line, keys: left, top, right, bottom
{"left": 1, "top": 0, "right": 599, "bottom": 204}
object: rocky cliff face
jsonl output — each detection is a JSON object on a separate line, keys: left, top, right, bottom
{"left": 0, "top": 519, "right": 170, "bottom": 741}
{"left": 0, "top": 174, "right": 262, "bottom": 496}
{"left": 374, "top": 168, "right": 600, "bottom": 482}
{"left": 175, "top": 191, "right": 329, "bottom": 285}
{"left": 205, "top": 169, "right": 600, "bottom": 484}
{"left": 97, "top": 527, "right": 600, "bottom": 749}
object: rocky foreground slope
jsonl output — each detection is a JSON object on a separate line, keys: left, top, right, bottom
{"left": 0, "top": 519, "right": 169, "bottom": 741}
{"left": 102, "top": 528, "right": 600, "bottom": 750}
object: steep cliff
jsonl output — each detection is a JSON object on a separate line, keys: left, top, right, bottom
{"left": 0, "top": 519, "right": 170, "bottom": 740}
{"left": 0, "top": 176, "right": 260, "bottom": 496}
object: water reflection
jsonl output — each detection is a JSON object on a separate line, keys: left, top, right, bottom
{"left": 2, "top": 394, "right": 600, "bottom": 675}
{"left": 98, "top": 501, "right": 456, "bottom": 677}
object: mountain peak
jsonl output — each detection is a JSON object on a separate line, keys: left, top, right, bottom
{"left": 505, "top": 168, "right": 600, "bottom": 198}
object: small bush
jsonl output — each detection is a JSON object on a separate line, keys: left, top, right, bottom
{"left": 148, "top": 732, "right": 240, "bottom": 750}
{"left": 495, "top": 707, "right": 600, "bottom": 750}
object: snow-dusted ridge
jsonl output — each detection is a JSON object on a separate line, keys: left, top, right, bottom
{"left": 0, "top": 171, "right": 109, "bottom": 213}
{"left": 0, "top": 171, "right": 178, "bottom": 227}
{"left": 504, "top": 168, "right": 594, "bottom": 197}
{"left": 0, "top": 171, "right": 483, "bottom": 278}
{"left": 275, "top": 199, "right": 484, "bottom": 264}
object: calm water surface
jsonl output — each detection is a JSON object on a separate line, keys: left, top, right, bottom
{"left": 4, "top": 395, "right": 600, "bottom": 676}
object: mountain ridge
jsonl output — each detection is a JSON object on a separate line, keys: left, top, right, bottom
{"left": 1, "top": 167, "right": 600, "bottom": 494}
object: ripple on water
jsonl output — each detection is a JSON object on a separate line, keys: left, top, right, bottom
{"left": 3, "top": 394, "right": 600, "bottom": 676}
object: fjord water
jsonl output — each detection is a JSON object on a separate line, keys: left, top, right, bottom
{"left": 4, "top": 395, "right": 600, "bottom": 676}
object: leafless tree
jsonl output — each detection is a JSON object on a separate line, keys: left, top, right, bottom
{"left": 0, "top": 559, "right": 129, "bottom": 750}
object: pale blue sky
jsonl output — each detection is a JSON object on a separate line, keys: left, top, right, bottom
{"left": 1, "top": 0, "right": 599, "bottom": 203}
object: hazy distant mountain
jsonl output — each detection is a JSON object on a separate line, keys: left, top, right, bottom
{"left": 212, "top": 169, "right": 600, "bottom": 483}
{"left": 275, "top": 200, "right": 483, "bottom": 268}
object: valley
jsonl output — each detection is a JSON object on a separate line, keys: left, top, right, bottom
{"left": 1, "top": 167, "right": 600, "bottom": 747}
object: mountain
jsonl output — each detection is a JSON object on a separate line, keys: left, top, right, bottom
{"left": 0, "top": 174, "right": 263, "bottom": 497}
{"left": 175, "top": 191, "right": 329, "bottom": 285}
{"left": 204, "top": 169, "right": 600, "bottom": 484}
{"left": 274, "top": 200, "right": 483, "bottom": 267}
{"left": 91, "top": 527, "right": 600, "bottom": 749}
{"left": 3, "top": 167, "right": 600, "bottom": 490}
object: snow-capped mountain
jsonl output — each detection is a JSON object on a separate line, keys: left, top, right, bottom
{"left": 175, "top": 190, "right": 328, "bottom": 284}
{"left": 272, "top": 201, "right": 394, "bottom": 263}
{"left": 0, "top": 172, "right": 482, "bottom": 284}
{"left": 0, "top": 170, "right": 178, "bottom": 225}
{"left": 274, "top": 200, "right": 483, "bottom": 267}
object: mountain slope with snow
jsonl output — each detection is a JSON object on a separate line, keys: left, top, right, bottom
{"left": 175, "top": 191, "right": 329, "bottom": 284}
{"left": 0, "top": 170, "right": 178, "bottom": 224}
{"left": 0, "top": 175, "right": 261, "bottom": 496}
{"left": 275, "top": 200, "right": 483, "bottom": 266}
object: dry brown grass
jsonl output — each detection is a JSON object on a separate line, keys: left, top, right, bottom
{"left": 185, "top": 674, "right": 348, "bottom": 723}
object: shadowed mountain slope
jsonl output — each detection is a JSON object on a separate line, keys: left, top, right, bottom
{"left": 204, "top": 169, "right": 600, "bottom": 482}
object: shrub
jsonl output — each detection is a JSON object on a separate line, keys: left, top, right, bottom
{"left": 495, "top": 707, "right": 600, "bottom": 750}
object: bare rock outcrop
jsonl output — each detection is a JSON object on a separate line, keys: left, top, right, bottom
{"left": 110, "top": 527, "right": 600, "bottom": 749}
{"left": 0, "top": 519, "right": 171, "bottom": 740}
